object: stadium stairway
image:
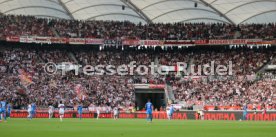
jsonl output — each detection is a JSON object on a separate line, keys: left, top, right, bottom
{"left": 234, "top": 31, "right": 241, "bottom": 39}
{"left": 51, "top": 27, "right": 60, "bottom": 37}
{"left": 255, "top": 55, "right": 275, "bottom": 74}
{"left": 164, "top": 84, "right": 171, "bottom": 104}
{"left": 165, "top": 84, "right": 176, "bottom": 104}
{"left": 37, "top": 52, "right": 45, "bottom": 63}
{"left": 155, "top": 55, "right": 176, "bottom": 103}
{"left": 154, "top": 56, "right": 159, "bottom": 73}
{"left": 68, "top": 52, "right": 79, "bottom": 64}
{"left": 187, "top": 57, "right": 193, "bottom": 75}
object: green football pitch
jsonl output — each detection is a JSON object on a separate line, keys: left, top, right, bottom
{"left": 0, "top": 119, "right": 275, "bottom": 137}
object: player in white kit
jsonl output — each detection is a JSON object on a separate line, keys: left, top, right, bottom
{"left": 166, "top": 105, "right": 171, "bottom": 120}
{"left": 27, "top": 104, "right": 32, "bottom": 120}
{"left": 96, "top": 108, "right": 100, "bottom": 120}
{"left": 58, "top": 101, "right": 65, "bottom": 122}
{"left": 48, "top": 105, "right": 54, "bottom": 119}
{"left": 113, "top": 107, "right": 119, "bottom": 120}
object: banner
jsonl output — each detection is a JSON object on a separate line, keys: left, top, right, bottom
{"left": 8, "top": 111, "right": 276, "bottom": 121}
{"left": 140, "top": 40, "right": 163, "bottom": 46}
{"left": 273, "top": 40, "right": 276, "bottom": 45}
{"left": 133, "top": 84, "right": 165, "bottom": 89}
{"left": 6, "top": 36, "right": 20, "bottom": 42}
{"left": 194, "top": 40, "right": 208, "bottom": 45}
{"left": 122, "top": 39, "right": 140, "bottom": 46}
{"left": 4, "top": 35, "right": 276, "bottom": 46}
{"left": 20, "top": 36, "right": 34, "bottom": 43}
{"left": 34, "top": 36, "right": 51, "bottom": 44}
{"left": 50, "top": 37, "right": 67, "bottom": 44}
{"left": 133, "top": 84, "right": 150, "bottom": 89}
{"left": 246, "top": 39, "right": 264, "bottom": 44}
{"left": 85, "top": 38, "right": 104, "bottom": 45}
{"left": 208, "top": 39, "right": 263, "bottom": 45}
{"left": 149, "top": 84, "right": 165, "bottom": 89}
{"left": 209, "top": 39, "right": 247, "bottom": 45}
{"left": 104, "top": 39, "right": 122, "bottom": 46}
{"left": 18, "top": 69, "right": 34, "bottom": 87}
{"left": 163, "top": 40, "right": 194, "bottom": 46}
{"left": 69, "top": 38, "right": 85, "bottom": 45}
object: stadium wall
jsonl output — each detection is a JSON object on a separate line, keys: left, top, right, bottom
{"left": 9, "top": 111, "right": 276, "bottom": 121}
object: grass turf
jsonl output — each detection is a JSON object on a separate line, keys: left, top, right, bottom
{"left": 0, "top": 118, "right": 275, "bottom": 137}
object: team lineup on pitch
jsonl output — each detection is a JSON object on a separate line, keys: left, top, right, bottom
{"left": 0, "top": 119, "right": 276, "bottom": 137}
{"left": 1, "top": 99, "right": 175, "bottom": 122}
{"left": 1, "top": 100, "right": 275, "bottom": 137}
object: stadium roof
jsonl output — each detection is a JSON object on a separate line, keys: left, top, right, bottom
{"left": 0, "top": 0, "right": 276, "bottom": 25}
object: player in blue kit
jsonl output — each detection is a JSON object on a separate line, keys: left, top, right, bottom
{"left": 145, "top": 99, "right": 153, "bottom": 122}
{"left": 168, "top": 105, "right": 175, "bottom": 120}
{"left": 242, "top": 104, "right": 248, "bottom": 121}
{"left": 7, "top": 103, "right": 11, "bottom": 119}
{"left": 0, "top": 103, "right": 2, "bottom": 122}
{"left": 31, "top": 103, "right": 36, "bottom": 119}
{"left": 0, "top": 99, "right": 7, "bottom": 122}
{"left": 77, "top": 104, "right": 83, "bottom": 120}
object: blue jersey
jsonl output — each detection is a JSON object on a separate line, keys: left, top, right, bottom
{"left": 1, "top": 101, "right": 6, "bottom": 111}
{"left": 7, "top": 104, "right": 11, "bottom": 113}
{"left": 169, "top": 106, "right": 174, "bottom": 114}
{"left": 146, "top": 102, "right": 153, "bottom": 112}
{"left": 31, "top": 104, "right": 36, "bottom": 112}
{"left": 243, "top": 106, "right": 247, "bottom": 114}
{"left": 77, "top": 106, "right": 83, "bottom": 113}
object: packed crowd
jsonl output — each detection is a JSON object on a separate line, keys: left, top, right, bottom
{"left": 192, "top": 50, "right": 274, "bottom": 75}
{"left": 0, "top": 47, "right": 161, "bottom": 109}
{"left": 169, "top": 49, "right": 275, "bottom": 109}
{"left": 0, "top": 46, "right": 276, "bottom": 110}
{"left": 1, "top": 15, "right": 276, "bottom": 40}
{"left": 0, "top": 15, "right": 54, "bottom": 39}
{"left": 173, "top": 79, "right": 275, "bottom": 109}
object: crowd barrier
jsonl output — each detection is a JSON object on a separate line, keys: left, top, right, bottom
{"left": 9, "top": 110, "right": 276, "bottom": 121}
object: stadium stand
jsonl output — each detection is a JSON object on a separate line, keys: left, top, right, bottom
{"left": 0, "top": 15, "right": 276, "bottom": 40}
{"left": 0, "top": 45, "right": 275, "bottom": 110}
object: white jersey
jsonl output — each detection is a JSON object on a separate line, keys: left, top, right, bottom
{"left": 27, "top": 104, "right": 32, "bottom": 112}
{"left": 58, "top": 104, "right": 65, "bottom": 111}
{"left": 97, "top": 109, "right": 100, "bottom": 114}
{"left": 58, "top": 104, "right": 65, "bottom": 114}
{"left": 114, "top": 108, "right": 118, "bottom": 115}
{"left": 166, "top": 107, "right": 170, "bottom": 115}
{"left": 48, "top": 106, "right": 54, "bottom": 113}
